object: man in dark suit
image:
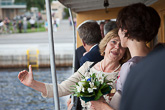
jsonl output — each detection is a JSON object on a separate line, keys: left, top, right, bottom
{"left": 74, "top": 46, "right": 86, "bottom": 71}
{"left": 77, "top": 21, "right": 104, "bottom": 66}
{"left": 79, "top": 44, "right": 103, "bottom": 66}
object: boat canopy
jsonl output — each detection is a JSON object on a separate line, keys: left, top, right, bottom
{"left": 58, "top": 0, "right": 158, "bottom": 13}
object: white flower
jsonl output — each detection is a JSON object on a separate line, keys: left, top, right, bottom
{"left": 76, "top": 86, "right": 82, "bottom": 92}
{"left": 88, "top": 83, "right": 97, "bottom": 93}
{"left": 82, "top": 87, "right": 85, "bottom": 92}
{"left": 76, "top": 81, "right": 86, "bottom": 92}
{"left": 88, "top": 88, "right": 93, "bottom": 93}
{"left": 89, "top": 82, "right": 94, "bottom": 88}
{"left": 85, "top": 76, "right": 90, "bottom": 80}
{"left": 81, "top": 79, "right": 86, "bottom": 81}
{"left": 99, "top": 79, "right": 104, "bottom": 84}
{"left": 76, "top": 84, "right": 85, "bottom": 93}
{"left": 78, "top": 82, "right": 83, "bottom": 86}
{"left": 93, "top": 86, "right": 97, "bottom": 90}
{"left": 97, "top": 73, "right": 104, "bottom": 84}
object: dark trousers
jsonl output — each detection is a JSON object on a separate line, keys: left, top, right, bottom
{"left": 71, "top": 96, "right": 82, "bottom": 110}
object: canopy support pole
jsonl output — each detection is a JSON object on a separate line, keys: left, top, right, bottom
{"left": 68, "top": 8, "right": 77, "bottom": 105}
{"left": 45, "top": 0, "right": 60, "bottom": 110}
{"left": 68, "top": 8, "right": 76, "bottom": 74}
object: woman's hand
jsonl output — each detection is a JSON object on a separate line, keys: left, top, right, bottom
{"left": 90, "top": 96, "right": 106, "bottom": 110}
{"left": 18, "top": 65, "right": 34, "bottom": 87}
{"left": 18, "top": 65, "right": 47, "bottom": 95}
{"left": 91, "top": 96, "right": 114, "bottom": 110}
{"left": 67, "top": 103, "right": 73, "bottom": 110}
{"left": 67, "top": 98, "right": 71, "bottom": 107}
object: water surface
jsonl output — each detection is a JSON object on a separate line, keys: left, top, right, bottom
{"left": 0, "top": 67, "right": 72, "bottom": 110}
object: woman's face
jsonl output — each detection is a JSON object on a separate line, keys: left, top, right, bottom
{"left": 104, "top": 37, "right": 126, "bottom": 62}
{"left": 118, "top": 28, "right": 128, "bottom": 48}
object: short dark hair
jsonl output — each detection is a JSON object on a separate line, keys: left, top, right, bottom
{"left": 116, "top": 3, "right": 161, "bottom": 42}
{"left": 104, "top": 21, "right": 117, "bottom": 36}
{"left": 100, "top": 21, "right": 105, "bottom": 25}
{"left": 77, "top": 22, "right": 102, "bottom": 45}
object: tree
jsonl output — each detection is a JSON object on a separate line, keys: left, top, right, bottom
{"left": 15, "top": 0, "right": 54, "bottom": 11}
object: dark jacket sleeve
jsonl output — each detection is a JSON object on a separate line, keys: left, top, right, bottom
{"left": 74, "top": 46, "right": 86, "bottom": 71}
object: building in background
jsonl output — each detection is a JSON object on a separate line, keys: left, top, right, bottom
{"left": 0, "top": 0, "right": 26, "bottom": 20}
{"left": 41, "top": 1, "right": 65, "bottom": 21}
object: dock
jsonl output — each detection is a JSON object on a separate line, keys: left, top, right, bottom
{"left": 0, "top": 20, "right": 75, "bottom": 68}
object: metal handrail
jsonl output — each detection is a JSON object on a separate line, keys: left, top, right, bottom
{"left": 45, "top": 0, "right": 60, "bottom": 110}
{"left": 68, "top": 8, "right": 77, "bottom": 105}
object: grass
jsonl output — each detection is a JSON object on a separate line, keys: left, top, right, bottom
{"left": 26, "top": 27, "right": 46, "bottom": 33}
{"left": 0, "top": 27, "right": 46, "bottom": 34}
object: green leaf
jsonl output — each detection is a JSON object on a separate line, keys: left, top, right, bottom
{"left": 80, "top": 81, "right": 89, "bottom": 86}
{"left": 80, "top": 93, "right": 95, "bottom": 97}
{"left": 94, "top": 89, "right": 103, "bottom": 100}
{"left": 100, "top": 83, "right": 107, "bottom": 89}
{"left": 101, "top": 86, "right": 112, "bottom": 95}
{"left": 105, "top": 80, "right": 113, "bottom": 83}
{"left": 74, "top": 93, "right": 81, "bottom": 97}
{"left": 70, "top": 85, "right": 77, "bottom": 87}
{"left": 70, "top": 88, "right": 77, "bottom": 90}
{"left": 95, "top": 81, "right": 100, "bottom": 87}
{"left": 92, "top": 73, "right": 96, "bottom": 78}
{"left": 104, "top": 75, "right": 108, "bottom": 79}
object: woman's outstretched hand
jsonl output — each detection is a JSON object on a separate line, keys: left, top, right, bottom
{"left": 18, "top": 65, "right": 34, "bottom": 87}
{"left": 18, "top": 65, "right": 47, "bottom": 96}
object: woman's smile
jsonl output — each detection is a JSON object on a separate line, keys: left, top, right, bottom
{"left": 111, "top": 51, "right": 119, "bottom": 56}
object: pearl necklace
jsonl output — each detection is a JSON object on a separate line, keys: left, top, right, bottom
{"left": 100, "top": 60, "right": 121, "bottom": 73}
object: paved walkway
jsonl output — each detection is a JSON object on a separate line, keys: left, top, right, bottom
{"left": 0, "top": 20, "right": 74, "bottom": 55}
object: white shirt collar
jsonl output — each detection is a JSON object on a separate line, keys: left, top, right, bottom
{"left": 89, "top": 44, "right": 98, "bottom": 51}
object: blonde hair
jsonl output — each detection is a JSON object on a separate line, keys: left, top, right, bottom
{"left": 99, "top": 28, "right": 130, "bottom": 64}
{"left": 99, "top": 28, "right": 119, "bottom": 56}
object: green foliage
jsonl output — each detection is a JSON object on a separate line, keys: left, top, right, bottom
{"left": 63, "top": 8, "right": 70, "bottom": 19}
{"left": 27, "top": 22, "right": 44, "bottom": 29}
{"left": 26, "top": 27, "right": 46, "bottom": 33}
{"left": 27, "top": 22, "right": 31, "bottom": 29}
{"left": 71, "top": 73, "right": 112, "bottom": 103}
{"left": 14, "top": 0, "right": 54, "bottom": 11}
{"left": 95, "top": 89, "right": 103, "bottom": 100}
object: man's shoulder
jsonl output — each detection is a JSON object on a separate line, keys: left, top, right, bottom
{"left": 86, "top": 46, "right": 101, "bottom": 57}
{"left": 80, "top": 44, "right": 103, "bottom": 66}
{"left": 76, "top": 46, "right": 86, "bottom": 54}
{"left": 77, "top": 46, "right": 85, "bottom": 51}
{"left": 87, "top": 45, "right": 100, "bottom": 55}
{"left": 82, "top": 48, "right": 103, "bottom": 61}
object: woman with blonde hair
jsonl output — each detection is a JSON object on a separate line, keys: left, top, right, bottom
{"left": 18, "top": 29, "right": 130, "bottom": 110}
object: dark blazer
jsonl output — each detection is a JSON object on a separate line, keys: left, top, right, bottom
{"left": 120, "top": 48, "right": 165, "bottom": 110}
{"left": 80, "top": 44, "right": 104, "bottom": 66}
{"left": 74, "top": 46, "right": 86, "bottom": 72}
